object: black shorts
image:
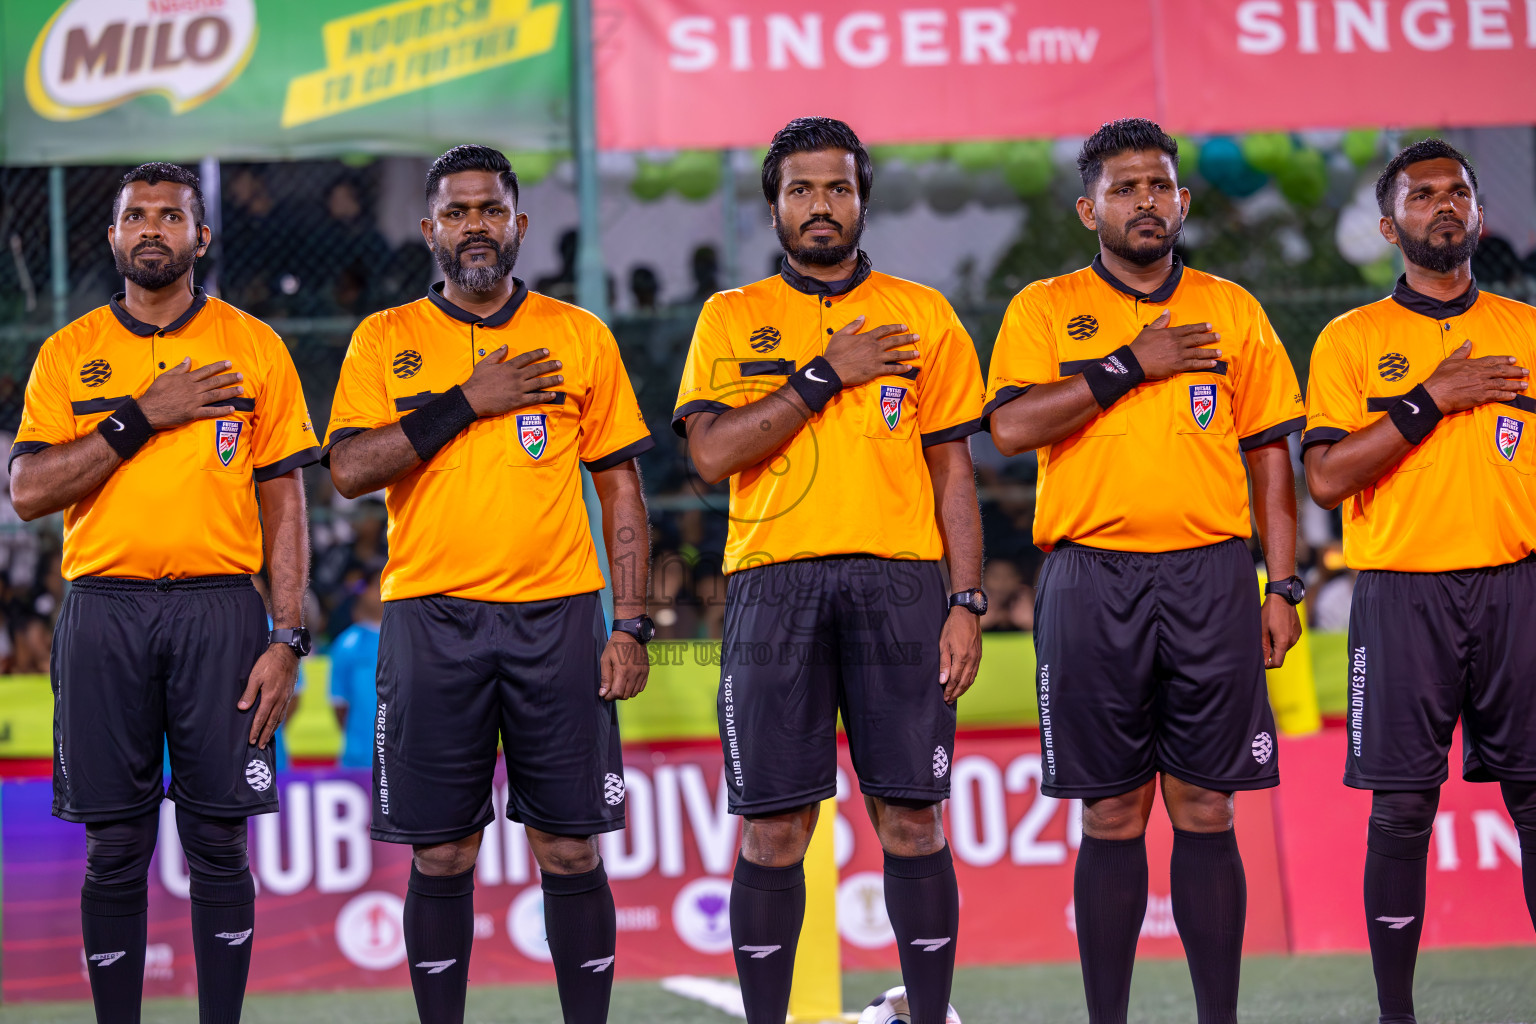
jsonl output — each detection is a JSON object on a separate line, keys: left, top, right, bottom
{"left": 1033, "top": 538, "right": 1279, "bottom": 799}
{"left": 718, "top": 557, "right": 954, "bottom": 817}
{"left": 1344, "top": 556, "right": 1536, "bottom": 790}
{"left": 51, "top": 575, "right": 276, "bottom": 823}
{"left": 372, "top": 591, "right": 625, "bottom": 844}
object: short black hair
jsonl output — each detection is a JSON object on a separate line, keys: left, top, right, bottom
{"left": 761, "top": 117, "right": 873, "bottom": 206}
{"left": 1375, "top": 138, "right": 1479, "bottom": 216}
{"left": 113, "top": 162, "right": 205, "bottom": 225}
{"left": 1077, "top": 118, "right": 1179, "bottom": 192}
{"left": 425, "top": 144, "right": 520, "bottom": 209}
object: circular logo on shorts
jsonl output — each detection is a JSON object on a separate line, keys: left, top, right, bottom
{"left": 603, "top": 772, "right": 626, "bottom": 806}
{"left": 244, "top": 759, "right": 272, "bottom": 791}
{"left": 1067, "top": 314, "right": 1099, "bottom": 341}
{"left": 836, "top": 872, "right": 895, "bottom": 948}
{"left": 1377, "top": 352, "right": 1410, "bottom": 381}
{"left": 672, "top": 877, "right": 734, "bottom": 954}
{"left": 1251, "top": 731, "right": 1274, "bottom": 765}
{"left": 393, "top": 349, "right": 423, "bottom": 378}
{"left": 335, "top": 891, "right": 406, "bottom": 970}
{"left": 932, "top": 745, "right": 950, "bottom": 779}
{"left": 79, "top": 359, "right": 112, "bottom": 387}
{"left": 507, "top": 886, "right": 552, "bottom": 961}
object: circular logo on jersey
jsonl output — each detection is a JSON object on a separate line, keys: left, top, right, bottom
{"left": 836, "top": 872, "right": 895, "bottom": 948}
{"left": 749, "top": 326, "right": 782, "bottom": 353}
{"left": 1252, "top": 731, "right": 1274, "bottom": 765}
{"left": 335, "top": 891, "right": 406, "bottom": 970}
{"left": 393, "top": 350, "right": 423, "bottom": 378}
{"left": 79, "top": 359, "right": 112, "bottom": 387}
{"left": 603, "top": 772, "right": 626, "bottom": 806}
{"left": 672, "top": 877, "right": 734, "bottom": 954}
{"left": 1377, "top": 352, "right": 1410, "bottom": 381}
{"left": 932, "top": 745, "right": 950, "bottom": 779}
{"left": 1067, "top": 314, "right": 1099, "bottom": 341}
{"left": 244, "top": 759, "right": 272, "bottom": 791}
{"left": 507, "top": 886, "right": 553, "bottom": 961}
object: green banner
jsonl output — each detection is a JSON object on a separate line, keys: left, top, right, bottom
{"left": 1, "top": 0, "right": 571, "bottom": 166}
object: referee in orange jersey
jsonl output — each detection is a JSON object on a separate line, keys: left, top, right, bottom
{"left": 1304, "top": 139, "right": 1536, "bottom": 1024}
{"left": 10, "top": 163, "right": 318, "bottom": 1024}
{"left": 674, "top": 117, "right": 984, "bottom": 1024}
{"left": 985, "top": 120, "right": 1305, "bottom": 1024}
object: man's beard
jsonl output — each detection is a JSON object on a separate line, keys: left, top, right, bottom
{"left": 113, "top": 239, "right": 198, "bottom": 291}
{"left": 434, "top": 233, "right": 519, "bottom": 292}
{"left": 1395, "top": 215, "right": 1479, "bottom": 274}
{"left": 776, "top": 209, "right": 866, "bottom": 267}
{"left": 1100, "top": 211, "right": 1181, "bottom": 267}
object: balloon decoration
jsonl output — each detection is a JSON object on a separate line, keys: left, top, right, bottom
{"left": 1335, "top": 182, "right": 1394, "bottom": 267}
{"left": 923, "top": 162, "right": 973, "bottom": 214}
{"left": 1241, "top": 132, "right": 1294, "bottom": 176}
{"left": 629, "top": 156, "right": 670, "bottom": 201}
{"left": 949, "top": 140, "right": 1009, "bottom": 174}
{"left": 670, "top": 151, "right": 722, "bottom": 201}
{"left": 874, "top": 162, "right": 921, "bottom": 212}
{"left": 1000, "top": 140, "right": 1054, "bottom": 198}
{"left": 1198, "top": 136, "right": 1267, "bottom": 198}
{"left": 1276, "top": 147, "right": 1328, "bottom": 208}
{"left": 509, "top": 152, "right": 560, "bottom": 187}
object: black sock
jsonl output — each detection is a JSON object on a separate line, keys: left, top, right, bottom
{"left": 81, "top": 881, "right": 148, "bottom": 1024}
{"left": 1520, "top": 829, "right": 1536, "bottom": 932}
{"left": 1170, "top": 828, "right": 1247, "bottom": 1024}
{"left": 404, "top": 865, "right": 475, "bottom": 1024}
{"left": 1365, "top": 822, "right": 1430, "bottom": 1024}
{"left": 543, "top": 861, "right": 618, "bottom": 1024}
{"left": 883, "top": 846, "right": 959, "bottom": 1024}
{"left": 189, "top": 873, "right": 255, "bottom": 1024}
{"left": 1074, "top": 834, "right": 1148, "bottom": 1024}
{"left": 730, "top": 854, "right": 806, "bottom": 1024}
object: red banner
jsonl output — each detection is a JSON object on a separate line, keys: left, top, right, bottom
{"left": 593, "top": 0, "right": 1536, "bottom": 150}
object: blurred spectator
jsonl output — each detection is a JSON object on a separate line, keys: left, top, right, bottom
{"left": 11, "top": 611, "right": 50, "bottom": 674}
{"left": 690, "top": 245, "right": 720, "bottom": 302}
{"left": 1472, "top": 235, "right": 1523, "bottom": 286}
{"left": 630, "top": 265, "right": 661, "bottom": 312}
{"left": 330, "top": 572, "right": 383, "bottom": 769}
{"left": 1308, "top": 544, "right": 1355, "bottom": 631}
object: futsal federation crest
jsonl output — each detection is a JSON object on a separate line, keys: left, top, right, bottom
{"left": 518, "top": 413, "right": 548, "bottom": 460}
{"left": 1496, "top": 415, "right": 1524, "bottom": 462}
{"left": 215, "top": 420, "right": 242, "bottom": 466}
{"left": 879, "top": 385, "right": 906, "bottom": 431}
{"left": 1189, "top": 384, "right": 1216, "bottom": 431}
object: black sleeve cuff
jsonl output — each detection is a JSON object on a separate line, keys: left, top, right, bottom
{"left": 671, "top": 399, "right": 732, "bottom": 438}
{"left": 1238, "top": 416, "right": 1305, "bottom": 452}
{"left": 255, "top": 446, "right": 322, "bottom": 481}
{"left": 8, "top": 440, "right": 52, "bottom": 473}
{"left": 921, "top": 419, "right": 982, "bottom": 447}
{"left": 1300, "top": 426, "right": 1349, "bottom": 452}
{"left": 980, "top": 384, "right": 1034, "bottom": 430}
{"left": 583, "top": 435, "right": 656, "bottom": 472}
{"left": 320, "top": 427, "right": 368, "bottom": 467}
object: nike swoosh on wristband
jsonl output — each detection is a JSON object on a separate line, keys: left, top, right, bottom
{"left": 107, "top": 416, "right": 125, "bottom": 431}
{"left": 1403, "top": 400, "right": 1419, "bottom": 414}
{"left": 804, "top": 368, "right": 827, "bottom": 383}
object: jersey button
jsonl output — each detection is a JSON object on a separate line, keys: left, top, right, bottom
{"left": 478, "top": 349, "right": 485, "bottom": 356}
{"left": 158, "top": 362, "right": 165, "bottom": 369}
{"left": 823, "top": 300, "right": 832, "bottom": 308}
{"left": 826, "top": 327, "right": 833, "bottom": 335}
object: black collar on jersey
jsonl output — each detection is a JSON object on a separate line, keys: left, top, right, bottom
{"left": 109, "top": 286, "right": 208, "bottom": 336}
{"left": 1091, "top": 254, "right": 1184, "bottom": 304}
{"left": 1391, "top": 275, "right": 1479, "bottom": 319}
{"left": 779, "top": 250, "right": 873, "bottom": 297}
{"left": 428, "top": 278, "right": 528, "bottom": 327}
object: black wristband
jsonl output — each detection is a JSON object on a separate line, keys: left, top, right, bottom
{"left": 1387, "top": 383, "right": 1443, "bottom": 446}
{"left": 399, "top": 385, "right": 478, "bottom": 463}
{"left": 787, "top": 356, "right": 842, "bottom": 413}
{"left": 97, "top": 397, "right": 155, "bottom": 460}
{"left": 1079, "top": 346, "right": 1146, "bottom": 409}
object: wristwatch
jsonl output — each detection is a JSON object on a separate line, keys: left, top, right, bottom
{"left": 1264, "top": 576, "right": 1306, "bottom": 606}
{"left": 948, "top": 589, "right": 989, "bottom": 616}
{"left": 612, "top": 615, "right": 656, "bottom": 645}
{"left": 269, "top": 627, "right": 313, "bottom": 658}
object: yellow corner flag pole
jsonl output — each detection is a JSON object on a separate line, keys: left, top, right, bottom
{"left": 787, "top": 796, "right": 859, "bottom": 1023}
{"left": 1259, "top": 571, "right": 1322, "bottom": 736}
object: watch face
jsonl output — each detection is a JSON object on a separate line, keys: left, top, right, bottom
{"left": 637, "top": 618, "right": 656, "bottom": 644}
{"left": 971, "top": 591, "right": 988, "bottom": 615}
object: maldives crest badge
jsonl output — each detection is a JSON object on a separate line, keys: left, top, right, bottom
{"left": 518, "top": 413, "right": 548, "bottom": 460}
{"left": 879, "top": 385, "right": 905, "bottom": 431}
{"left": 1496, "top": 415, "right": 1523, "bottom": 462}
{"left": 215, "top": 420, "right": 242, "bottom": 466}
{"left": 1189, "top": 384, "right": 1216, "bottom": 431}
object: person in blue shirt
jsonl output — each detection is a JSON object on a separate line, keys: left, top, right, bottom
{"left": 330, "top": 571, "right": 382, "bottom": 769}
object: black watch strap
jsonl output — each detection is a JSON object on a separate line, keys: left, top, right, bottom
{"left": 1264, "top": 576, "right": 1306, "bottom": 606}
{"left": 269, "top": 627, "right": 312, "bottom": 657}
{"left": 612, "top": 615, "right": 655, "bottom": 645}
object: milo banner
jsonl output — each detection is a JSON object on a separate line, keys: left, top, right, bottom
{"left": 1, "top": 0, "right": 572, "bottom": 165}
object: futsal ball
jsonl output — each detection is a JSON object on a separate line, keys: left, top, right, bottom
{"left": 856, "top": 985, "right": 962, "bottom": 1024}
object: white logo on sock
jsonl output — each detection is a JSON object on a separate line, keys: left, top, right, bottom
{"left": 1375, "top": 916, "right": 1416, "bottom": 930}
{"left": 911, "top": 937, "right": 952, "bottom": 952}
{"left": 415, "top": 959, "right": 457, "bottom": 974}
{"left": 582, "top": 956, "right": 616, "bottom": 972}
{"left": 215, "top": 930, "right": 253, "bottom": 946}
{"left": 738, "top": 944, "right": 782, "bottom": 958}
{"left": 89, "top": 951, "right": 127, "bottom": 967}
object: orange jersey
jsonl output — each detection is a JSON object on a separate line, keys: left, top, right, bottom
{"left": 985, "top": 258, "right": 1304, "bottom": 553}
{"left": 324, "top": 283, "right": 654, "bottom": 603}
{"left": 11, "top": 290, "right": 319, "bottom": 580}
{"left": 1304, "top": 280, "right": 1536, "bottom": 572}
{"left": 672, "top": 256, "right": 984, "bottom": 573}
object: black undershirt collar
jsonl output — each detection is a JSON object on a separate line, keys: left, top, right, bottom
{"left": 109, "top": 287, "right": 209, "bottom": 336}
{"left": 1091, "top": 254, "right": 1184, "bottom": 304}
{"left": 1391, "top": 274, "right": 1479, "bottom": 319}
{"left": 428, "top": 278, "right": 529, "bottom": 326}
{"left": 779, "top": 250, "right": 873, "bottom": 297}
